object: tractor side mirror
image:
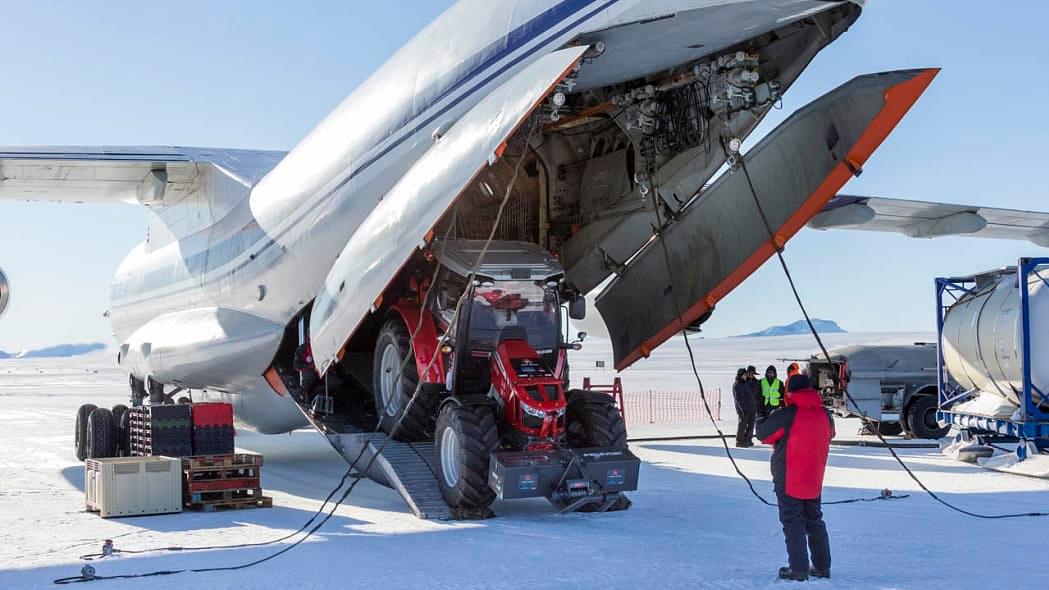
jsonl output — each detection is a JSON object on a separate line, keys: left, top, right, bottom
{"left": 568, "top": 295, "right": 586, "bottom": 321}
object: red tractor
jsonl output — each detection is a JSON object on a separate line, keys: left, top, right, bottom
{"left": 371, "top": 240, "right": 638, "bottom": 513}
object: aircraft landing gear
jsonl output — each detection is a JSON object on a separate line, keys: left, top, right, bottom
{"left": 130, "top": 376, "right": 147, "bottom": 406}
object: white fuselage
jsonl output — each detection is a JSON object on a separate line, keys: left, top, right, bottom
{"left": 105, "top": 0, "right": 858, "bottom": 433}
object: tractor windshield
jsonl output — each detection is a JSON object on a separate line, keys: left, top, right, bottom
{"left": 466, "top": 282, "right": 559, "bottom": 361}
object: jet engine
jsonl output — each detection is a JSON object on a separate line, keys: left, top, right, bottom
{"left": 0, "top": 266, "right": 9, "bottom": 318}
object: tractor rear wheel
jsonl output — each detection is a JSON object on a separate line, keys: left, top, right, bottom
{"left": 75, "top": 404, "right": 98, "bottom": 461}
{"left": 373, "top": 317, "right": 434, "bottom": 441}
{"left": 434, "top": 403, "right": 498, "bottom": 512}
{"left": 86, "top": 408, "right": 118, "bottom": 459}
{"left": 565, "top": 391, "right": 627, "bottom": 449}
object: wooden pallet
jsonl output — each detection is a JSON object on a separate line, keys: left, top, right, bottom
{"left": 185, "top": 488, "right": 272, "bottom": 512}
{"left": 183, "top": 463, "right": 260, "bottom": 482}
{"left": 182, "top": 454, "right": 263, "bottom": 470}
{"left": 185, "top": 476, "right": 260, "bottom": 493}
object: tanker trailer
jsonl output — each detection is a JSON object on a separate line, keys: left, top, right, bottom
{"left": 936, "top": 257, "right": 1049, "bottom": 476}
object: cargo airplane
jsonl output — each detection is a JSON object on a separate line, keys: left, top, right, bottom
{"left": 3, "top": 0, "right": 1047, "bottom": 514}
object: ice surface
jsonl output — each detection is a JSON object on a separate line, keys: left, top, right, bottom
{"left": 2, "top": 336, "right": 1048, "bottom": 589}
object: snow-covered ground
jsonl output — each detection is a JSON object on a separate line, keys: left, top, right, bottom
{"left": 2, "top": 334, "right": 1049, "bottom": 589}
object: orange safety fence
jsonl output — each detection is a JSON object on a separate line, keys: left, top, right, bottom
{"left": 583, "top": 377, "right": 721, "bottom": 426}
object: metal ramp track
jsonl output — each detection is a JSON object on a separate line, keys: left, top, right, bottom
{"left": 327, "top": 432, "right": 453, "bottom": 520}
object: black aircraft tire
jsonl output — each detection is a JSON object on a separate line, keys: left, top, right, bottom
{"left": 75, "top": 404, "right": 98, "bottom": 461}
{"left": 565, "top": 391, "right": 627, "bottom": 449}
{"left": 907, "top": 395, "right": 950, "bottom": 440}
{"left": 86, "top": 408, "right": 118, "bottom": 459}
{"left": 435, "top": 403, "right": 498, "bottom": 511}
{"left": 111, "top": 405, "right": 128, "bottom": 456}
{"left": 373, "top": 317, "right": 434, "bottom": 441}
{"left": 117, "top": 408, "right": 132, "bottom": 457}
{"left": 877, "top": 421, "right": 904, "bottom": 437}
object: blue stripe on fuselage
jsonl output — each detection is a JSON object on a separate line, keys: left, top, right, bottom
{"left": 112, "top": 0, "right": 621, "bottom": 306}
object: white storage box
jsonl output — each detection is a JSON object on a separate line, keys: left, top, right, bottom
{"left": 85, "top": 456, "right": 183, "bottom": 518}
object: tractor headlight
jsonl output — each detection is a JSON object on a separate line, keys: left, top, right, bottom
{"left": 521, "top": 403, "right": 545, "bottom": 419}
{"left": 521, "top": 402, "right": 564, "bottom": 418}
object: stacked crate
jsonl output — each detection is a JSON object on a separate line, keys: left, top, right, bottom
{"left": 129, "top": 405, "right": 193, "bottom": 458}
{"left": 191, "top": 402, "right": 235, "bottom": 456}
{"left": 181, "top": 453, "right": 271, "bottom": 511}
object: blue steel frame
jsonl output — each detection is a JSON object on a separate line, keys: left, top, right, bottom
{"left": 935, "top": 258, "right": 1049, "bottom": 446}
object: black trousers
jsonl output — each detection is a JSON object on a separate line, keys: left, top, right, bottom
{"left": 735, "top": 407, "right": 756, "bottom": 445}
{"left": 776, "top": 490, "right": 831, "bottom": 573}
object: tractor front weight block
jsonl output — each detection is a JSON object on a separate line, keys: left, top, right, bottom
{"left": 488, "top": 447, "right": 640, "bottom": 512}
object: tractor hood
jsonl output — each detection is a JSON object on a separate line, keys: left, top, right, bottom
{"left": 596, "top": 68, "right": 939, "bottom": 370}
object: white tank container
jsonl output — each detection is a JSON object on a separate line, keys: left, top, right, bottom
{"left": 941, "top": 270, "right": 1049, "bottom": 409}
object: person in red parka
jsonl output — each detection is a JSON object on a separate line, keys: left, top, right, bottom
{"left": 756, "top": 373, "right": 835, "bottom": 582}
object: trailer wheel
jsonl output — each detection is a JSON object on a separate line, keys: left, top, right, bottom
{"left": 877, "top": 421, "right": 904, "bottom": 437}
{"left": 906, "top": 395, "right": 949, "bottom": 439}
{"left": 434, "top": 403, "right": 497, "bottom": 511}
{"left": 565, "top": 391, "right": 627, "bottom": 449}
{"left": 373, "top": 317, "right": 434, "bottom": 441}
{"left": 75, "top": 404, "right": 98, "bottom": 461}
{"left": 86, "top": 408, "right": 118, "bottom": 459}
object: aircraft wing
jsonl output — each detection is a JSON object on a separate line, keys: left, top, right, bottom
{"left": 810, "top": 195, "right": 1049, "bottom": 247}
{"left": 0, "top": 146, "right": 286, "bottom": 206}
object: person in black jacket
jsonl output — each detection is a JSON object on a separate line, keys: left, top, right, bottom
{"left": 746, "top": 366, "right": 763, "bottom": 424}
{"left": 732, "top": 368, "right": 756, "bottom": 447}
{"left": 756, "top": 373, "right": 835, "bottom": 582}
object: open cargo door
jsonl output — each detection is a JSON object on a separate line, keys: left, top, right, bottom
{"left": 596, "top": 69, "right": 939, "bottom": 370}
{"left": 310, "top": 47, "right": 588, "bottom": 373}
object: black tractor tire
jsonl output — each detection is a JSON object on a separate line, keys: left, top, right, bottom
{"left": 75, "top": 404, "right": 98, "bottom": 461}
{"left": 565, "top": 390, "right": 627, "bottom": 449}
{"left": 434, "top": 403, "right": 498, "bottom": 511}
{"left": 906, "top": 395, "right": 950, "bottom": 440}
{"left": 111, "top": 404, "right": 128, "bottom": 423}
{"left": 373, "top": 317, "right": 435, "bottom": 441}
{"left": 877, "top": 421, "right": 904, "bottom": 437}
{"left": 85, "top": 407, "right": 118, "bottom": 459}
{"left": 117, "top": 407, "right": 132, "bottom": 456}
{"left": 177, "top": 396, "right": 191, "bottom": 405}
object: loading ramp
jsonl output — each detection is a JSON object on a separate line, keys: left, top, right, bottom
{"left": 327, "top": 432, "right": 454, "bottom": 520}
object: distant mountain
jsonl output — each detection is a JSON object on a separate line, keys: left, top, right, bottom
{"left": 738, "top": 319, "right": 846, "bottom": 338}
{"left": 0, "top": 342, "right": 107, "bottom": 359}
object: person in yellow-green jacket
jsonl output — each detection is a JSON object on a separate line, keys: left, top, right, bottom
{"left": 758, "top": 365, "right": 785, "bottom": 422}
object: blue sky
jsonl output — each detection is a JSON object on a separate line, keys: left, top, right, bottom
{"left": 0, "top": 1, "right": 1046, "bottom": 350}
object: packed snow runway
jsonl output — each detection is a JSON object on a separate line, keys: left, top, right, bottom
{"left": 3, "top": 334, "right": 1049, "bottom": 589}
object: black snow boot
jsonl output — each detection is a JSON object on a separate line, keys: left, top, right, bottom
{"left": 778, "top": 567, "right": 809, "bottom": 582}
{"left": 810, "top": 567, "right": 831, "bottom": 579}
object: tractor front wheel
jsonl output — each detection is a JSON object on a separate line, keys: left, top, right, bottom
{"left": 565, "top": 391, "right": 627, "bottom": 449}
{"left": 434, "top": 403, "right": 498, "bottom": 512}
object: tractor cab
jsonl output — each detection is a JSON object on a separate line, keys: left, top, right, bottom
{"left": 430, "top": 241, "right": 572, "bottom": 418}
